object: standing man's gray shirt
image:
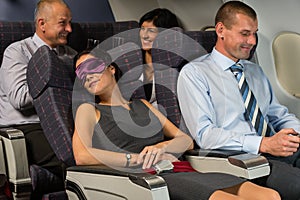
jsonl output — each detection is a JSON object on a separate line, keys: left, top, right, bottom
{"left": 0, "top": 33, "right": 76, "bottom": 125}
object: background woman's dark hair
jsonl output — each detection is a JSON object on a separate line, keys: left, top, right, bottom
{"left": 139, "top": 8, "right": 183, "bottom": 29}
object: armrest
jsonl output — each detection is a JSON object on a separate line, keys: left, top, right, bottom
{"left": 0, "top": 136, "right": 6, "bottom": 176}
{"left": 66, "top": 165, "right": 169, "bottom": 200}
{"left": 0, "top": 127, "right": 32, "bottom": 197}
{"left": 186, "top": 149, "right": 246, "bottom": 158}
{"left": 185, "top": 149, "right": 270, "bottom": 179}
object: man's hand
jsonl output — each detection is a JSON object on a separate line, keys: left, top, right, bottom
{"left": 260, "top": 128, "right": 300, "bottom": 156}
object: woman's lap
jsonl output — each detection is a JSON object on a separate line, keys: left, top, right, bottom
{"left": 161, "top": 172, "right": 246, "bottom": 200}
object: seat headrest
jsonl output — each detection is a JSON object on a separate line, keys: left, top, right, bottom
{"left": 107, "top": 42, "right": 143, "bottom": 82}
{"left": 0, "top": 21, "right": 35, "bottom": 65}
{"left": 67, "top": 22, "right": 88, "bottom": 53}
{"left": 185, "top": 30, "right": 216, "bottom": 53}
{"left": 152, "top": 28, "right": 207, "bottom": 70}
{"left": 78, "top": 21, "right": 140, "bottom": 49}
{"left": 108, "top": 42, "right": 144, "bottom": 100}
{"left": 185, "top": 30, "right": 257, "bottom": 62}
{"left": 27, "top": 45, "right": 75, "bottom": 99}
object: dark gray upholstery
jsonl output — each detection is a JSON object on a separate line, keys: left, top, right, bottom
{"left": 26, "top": 46, "right": 75, "bottom": 198}
{"left": 151, "top": 28, "right": 208, "bottom": 132}
{"left": 0, "top": 21, "right": 139, "bottom": 66}
{"left": 27, "top": 45, "right": 75, "bottom": 167}
{"left": 0, "top": 21, "right": 34, "bottom": 65}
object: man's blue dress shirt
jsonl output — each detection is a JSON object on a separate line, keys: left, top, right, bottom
{"left": 178, "top": 48, "right": 300, "bottom": 154}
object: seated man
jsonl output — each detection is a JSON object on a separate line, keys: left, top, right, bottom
{"left": 0, "top": 0, "right": 76, "bottom": 198}
{"left": 177, "top": 1, "right": 300, "bottom": 200}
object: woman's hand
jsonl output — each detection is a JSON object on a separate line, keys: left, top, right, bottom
{"left": 137, "top": 145, "right": 179, "bottom": 169}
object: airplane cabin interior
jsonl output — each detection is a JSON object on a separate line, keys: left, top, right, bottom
{"left": 0, "top": 0, "right": 299, "bottom": 199}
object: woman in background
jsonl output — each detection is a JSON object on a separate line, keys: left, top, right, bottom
{"left": 138, "top": 8, "right": 182, "bottom": 106}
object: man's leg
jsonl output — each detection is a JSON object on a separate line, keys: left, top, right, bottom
{"left": 253, "top": 159, "right": 300, "bottom": 200}
{"left": 268, "top": 148, "right": 300, "bottom": 168}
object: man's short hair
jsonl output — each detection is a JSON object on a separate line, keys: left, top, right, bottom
{"left": 215, "top": 1, "right": 257, "bottom": 29}
{"left": 34, "top": 0, "right": 70, "bottom": 24}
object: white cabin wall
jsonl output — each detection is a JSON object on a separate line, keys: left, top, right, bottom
{"left": 245, "top": 0, "right": 300, "bottom": 117}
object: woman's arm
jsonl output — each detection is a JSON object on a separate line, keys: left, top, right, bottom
{"left": 73, "top": 103, "right": 140, "bottom": 167}
{"left": 141, "top": 99, "right": 193, "bottom": 151}
{"left": 138, "top": 99, "right": 194, "bottom": 168}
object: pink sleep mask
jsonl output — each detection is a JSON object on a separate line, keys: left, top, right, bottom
{"left": 75, "top": 57, "right": 107, "bottom": 85}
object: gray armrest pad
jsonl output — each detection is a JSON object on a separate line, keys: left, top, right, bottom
{"left": 185, "top": 149, "right": 246, "bottom": 158}
{"left": 0, "top": 128, "right": 31, "bottom": 185}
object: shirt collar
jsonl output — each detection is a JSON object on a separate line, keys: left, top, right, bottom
{"left": 32, "top": 33, "right": 48, "bottom": 48}
{"left": 211, "top": 47, "right": 246, "bottom": 71}
{"left": 32, "top": 33, "right": 58, "bottom": 53}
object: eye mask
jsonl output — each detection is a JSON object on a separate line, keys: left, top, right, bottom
{"left": 76, "top": 57, "right": 107, "bottom": 85}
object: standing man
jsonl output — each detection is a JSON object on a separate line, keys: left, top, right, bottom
{"left": 0, "top": 0, "right": 76, "bottom": 198}
{"left": 178, "top": 1, "right": 300, "bottom": 199}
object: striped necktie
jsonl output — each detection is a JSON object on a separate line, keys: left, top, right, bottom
{"left": 230, "top": 63, "right": 273, "bottom": 137}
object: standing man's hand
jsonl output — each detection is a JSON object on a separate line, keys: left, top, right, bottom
{"left": 260, "top": 128, "right": 300, "bottom": 156}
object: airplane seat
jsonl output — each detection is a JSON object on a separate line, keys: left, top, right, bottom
{"left": 0, "top": 20, "right": 165, "bottom": 200}
{"left": 185, "top": 30, "right": 258, "bottom": 63}
{"left": 26, "top": 45, "right": 75, "bottom": 199}
{"left": 0, "top": 21, "right": 67, "bottom": 199}
{"left": 185, "top": 30, "right": 216, "bottom": 53}
{"left": 106, "top": 42, "right": 146, "bottom": 101}
{"left": 151, "top": 27, "right": 186, "bottom": 129}
{"left": 200, "top": 25, "right": 216, "bottom": 31}
{"left": 152, "top": 28, "right": 215, "bottom": 146}
{"left": 272, "top": 31, "right": 300, "bottom": 98}
{"left": 27, "top": 46, "right": 76, "bottom": 167}
{"left": 78, "top": 21, "right": 140, "bottom": 50}
{"left": 151, "top": 27, "right": 207, "bottom": 133}
{"left": 0, "top": 44, "right": 74, "bottom": 199}
{"left": 26, "top": 45, "right": 169, "bottom": 200}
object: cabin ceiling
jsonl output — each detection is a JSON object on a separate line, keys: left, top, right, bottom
{"left": 108, "top": 0, "right": 226, "bottom": 31}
